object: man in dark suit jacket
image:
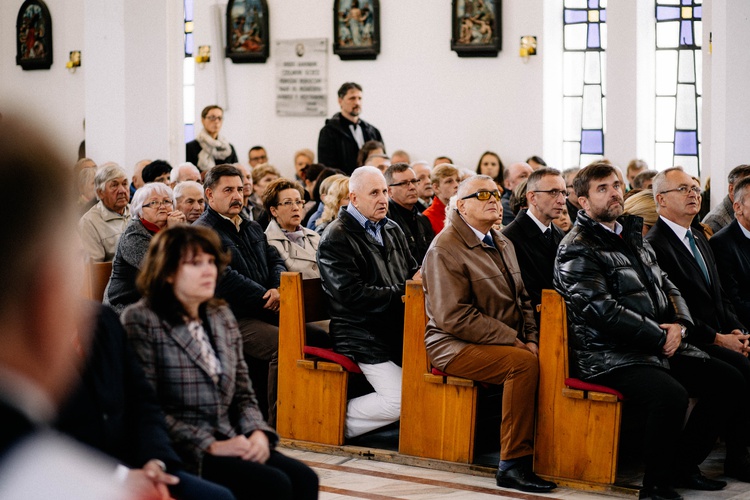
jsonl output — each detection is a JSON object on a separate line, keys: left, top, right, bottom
{"left": 646, "top": 167, "right": 750, "bottom": 481}
{"left": 385, "top": 163, "right": 434, "bottom": 264}
{"left": 317, "top": 82, "right": 383, "bottom": 175}
{"left": 57, "top": 305, "right": 234, "bottom": 500}
{"left": 502, "top": 168, "right": 566, "bottom": 322}
{"left": 710, "top": 177, "right": 750, "bottom": 329}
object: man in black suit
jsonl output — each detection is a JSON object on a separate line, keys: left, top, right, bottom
{"left": 646, "top": 167, "right": 750, "bottom": 481}
{"left": 711, "top": 177, "right": 750, "bottom": 329}
{"left": 57, "top": 305, "right": 234, "bottom": 500}
{"left": 385, "top": 163, "right": 434, "bottom": 264}
{"left": 502, "top": 168, "right": 566, "bottom": 321}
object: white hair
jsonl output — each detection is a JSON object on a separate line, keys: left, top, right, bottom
{"left": 94, "top": 162, "right": 127, "bottom": 195}
{"left": 171, "top": 162, "right": 201, "bottom": 183}
{"left": 173, "top": 180, "right": 204, "bottom": 202}
{"left": 131, "top": 182, "right": 173, "bottom": 219}
{"left": 349, "top": 166, "right": 384, "bottom": 194}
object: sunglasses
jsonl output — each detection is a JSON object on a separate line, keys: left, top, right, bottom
{"left": 460, "top": 190, "right": 502, "bottom": 201}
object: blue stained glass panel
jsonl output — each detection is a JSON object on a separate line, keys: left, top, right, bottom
{"left": 674, "top": 131, "right": 698, "bottom": 155}
{"left": 185, "top": 33, "right": 193, "bottom": 56}
{"left": 694, "top": 6, "right": 702, "bottom": 18}
{"left": 681, "top": 0, "right": 691, "bottom": 5}
{"left": 680, "top": 20, "right": 693, "bottom": 46}
{"left": 184, "top": 0, "right": 193, "bottom": 22}
{"left": 565, "top": 10, "right": 588, "bottom": 24}
{"left": 185, "top": 124, "right": 195, "bottom": 143}
{"left": 656, "top": 6, "right": 680, "bottom": 21}
{"left": 600, "top": 10, "right": 607, "bottom": 21}
{"left": 588, "top": 24, "right": 600, "bottom": 48}
{"left": 588, "top": 0, "right": 599, "bottom": 8}
{"left": 581, "top": 130, "right": 604, "bottom": 154}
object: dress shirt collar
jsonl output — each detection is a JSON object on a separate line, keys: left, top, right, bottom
{"left": 739, "top": 220, "right": 750, "bottom": 240}
{"left": 598, "top": 220, "right": 623, "bottom": 235}
{"left": 526, "top": 209, "right": 551, "bottom": 233}
{"left": 218, "top": 211, "right": 243, "bottom": 232}
{"left": 460, "top": 214, "right": 493, "bottom": 244}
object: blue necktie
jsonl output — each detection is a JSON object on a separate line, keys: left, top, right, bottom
{"left": 482, "top": 234, "right": 495, "bottom": 248}
{"left": 686, "top": 230, "right": 710, "bottom": 285}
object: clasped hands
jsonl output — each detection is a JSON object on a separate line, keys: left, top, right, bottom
{"left": 207, "top": 429, "right": 271, "bottom": 463}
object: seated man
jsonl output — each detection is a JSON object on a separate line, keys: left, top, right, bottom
{"left": 79, "top": 163, "right": 131, "bottom": 262}
{"left": 57, "top": 305, "right": 234, "bottom": 500}
{"left": 385, "top": 163, "right": 434, "bottom": 264}
{"left": 170, "top": 162, "right": 201, "bottom": 186}
{"left": 173, "top": 180, "right": 205, "bottom": 223}
{"left": 555, "top": 162, "right": 743, "bottom": 500}
{"left": 317, "top": 166, "right": 418, "bottom": 438}
{"left": 711, "top": 176, "right": 750, "bottom": 329}
{"left": 422, "top": 175, "right": 555, "bottom": 494}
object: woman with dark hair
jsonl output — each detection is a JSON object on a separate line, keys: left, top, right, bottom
{"left": 476, "top": 151, "right": 505, "bottom": 186}
{"left": 186, "top": 105, "right": 238, "bottom": 172}
{"left": 122, "top": 226, "right": 319, "bottom": 500}
{"left": 356, "top": 139, "right": 385, "bottom": 167}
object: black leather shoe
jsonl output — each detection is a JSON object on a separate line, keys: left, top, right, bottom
{"left": 495, "top": 464, "right": 557, "bottom": 493}
{"left": 674, "top": 472, "right": 726, "bottom": 491}
{"left": 639, "top": 485, "right": 683, "bottom": 500}
{"left": 725, "top": 452, "right": 750, "bottom": 482}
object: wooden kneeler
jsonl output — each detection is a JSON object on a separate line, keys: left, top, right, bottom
{"left": 277, "top": 272, "right": 353, "bottom": 446}
{"left": 534, "top": 289, "right": 623, "bottom": 487}
{"left": 399, "top": 280, "right": 479, "bottom": 463}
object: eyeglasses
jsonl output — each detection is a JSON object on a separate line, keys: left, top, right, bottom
{"left": 205, "top": 115, "right": 223, "bottom": 122}
{"left": 461, "top": 190, "right": 502, "bottom": 201}
{"left": 143, "top": 200, "right": 174, "bottom": 209}
{"left": 531, "top": 189, "right": 568, "bottom": 199}
{"left": 389, "top": 179, "right": 421, "bottom": 188}
{"left": 277, "top": 200, "right": 306, "bottom": 208}
{"left": 659, "top": 186, "right": 702, "bottom": 196}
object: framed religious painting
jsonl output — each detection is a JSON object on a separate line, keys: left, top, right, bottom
{"left": 333, "top": 0, "right": 380, "bottom": 60}
{"left": 451, "top": 0, "right": 502, "bottom": 57}
{"left": 16, "top": 0, "right": 53, "bottom": 70}
{"left": 226, "top": 0, "right": 269, "bottom": 63}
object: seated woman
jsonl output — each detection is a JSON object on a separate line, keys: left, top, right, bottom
{"left": 186, "top": 105, "right": 238, "bottom": 172}
{"left": 263, "top": 178, "right": 320, "bottom": 279}
{"left": 122, "top": 226, "right": 319, "bottom": 500}
{"left": 250, "top": 163, "right": 281, "bottom": 229}
{"left": 104, "top": 182, "right": 185, "bottom": 313}
{"left": 315, "top": 175, "right": 349, "bottom": 235}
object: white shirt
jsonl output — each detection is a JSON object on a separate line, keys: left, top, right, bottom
{"left": 527, "top": 209, "right": 552, "bottom": 234}
{"left": 659, "top": 215, "right": 696, "bottom": 256}
{"left": 739, "top": 220, "right": 750, "bottom": 240}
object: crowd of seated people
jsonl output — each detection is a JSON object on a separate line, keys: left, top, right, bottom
{"left": 60, "top": 84, "right": 750, "bottom": 499}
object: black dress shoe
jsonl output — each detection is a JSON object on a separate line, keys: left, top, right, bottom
{"left": 674, "top": 472, "right": 726, "bottom": 491}
{"left": 495, "top": 464, "right": 557, "bottom": 493}
{"left": 725, "top": 452, "right": 750, "bottom": 482}
{"left": 639, "top": 485, "right": 683, "bottom": 500}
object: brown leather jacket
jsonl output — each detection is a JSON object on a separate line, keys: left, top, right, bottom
{"left": 422, "top": 210, "right": 538, "bottom": 371}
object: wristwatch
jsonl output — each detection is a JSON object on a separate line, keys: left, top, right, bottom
{"left": 678, "top": 324, "right": 687, "bottom": 339}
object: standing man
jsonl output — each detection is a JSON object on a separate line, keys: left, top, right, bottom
{"left": 79, "top": 163, "right": 131, "bottom": 262}
{"left": 501, "top": 162, "right": 533, "bottom": 226}
{"left": 385, "top": 163, "right": 434, "bottom": 264}
{"left": 422, "top": 163, "right": 460, "bottom": 235}
{"left": 703, "top": 164, "right": 750, "bottom": 233}
{"left": 502, "top": 168, "right": 566, "bottom": 320}
{"left": 318, "top": 82, "right": 383, "bottom": 175}
{"left": 422, "top": 175, "right": 555, "bottom": 493}
{"left": 173, "top": 180, "right": 205, "bottom": 223}
{"left": 248, "top": 146, "right": 268, "bottom": 168}
{"left": 317, "top": 166, "right": 418, "bottom": 438}
{"left": 555, "top": 162, "right": 742, "bottom": 499}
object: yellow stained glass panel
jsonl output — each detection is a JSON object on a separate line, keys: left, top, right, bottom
{"left": 681, "top": 7, "right": 692, "bottom": 19}
{"left": 589, "top": 10, "right": 599, "bottom": 23}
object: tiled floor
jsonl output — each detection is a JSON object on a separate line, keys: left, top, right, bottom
{"left": 280, "top": 446, "right": 750, "bottom": 500}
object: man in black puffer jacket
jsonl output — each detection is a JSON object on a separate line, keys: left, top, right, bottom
{"left": 554, "top": 162, "right": 744, "bottom": 500}
{"left": 317, "top": 166, "right": 418, "bottom": 439}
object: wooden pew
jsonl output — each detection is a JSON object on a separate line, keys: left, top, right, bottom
{"left": 534, "top": 289, "right": 624, "bottom": 489}
{"left": 399, "top": 279, "right": 479, "bottom": 463}
{"left": 277, "top": 271, "right": 360, "bottom": 446}
{"left": 81, "top": 261, "right": 112, "bottom": 302}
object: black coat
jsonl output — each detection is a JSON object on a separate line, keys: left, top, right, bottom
{"left": 317, "top": 208, "right": 417, "bottom": 364}
{"left": 710, "top": 220, "right": 750, "bottom": 329}
{"left": 387, "top": 200, "right": 434, "bottom": 265}
{"left": 502, "top": 209, "right": 564, "bottom": 321}
{"left": 554, "top": 211, "right": 696, "bottom": 380}
{"left": 195, "top": 206, "right": 286, "bottom": 319}
{"left": 646, "top": 217, "right": 746, "bottom": 344}
{"left": 185, "top": 140, "right": 238, "bottom": 167}
{"left": 57, "top": 304, "right": 182, "bottom": 471}
{"left": 317, "top": 113, "right": 382, "bottom": 175}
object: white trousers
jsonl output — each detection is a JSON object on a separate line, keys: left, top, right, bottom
{"left": 345, "top": 361, "right": 402, "bottom": 438}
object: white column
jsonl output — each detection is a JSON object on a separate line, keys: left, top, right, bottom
{"left": 84, "top": 0, "right": 184, "bottom": 175}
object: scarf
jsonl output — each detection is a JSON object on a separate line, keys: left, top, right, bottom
{"left": 283, "top": 226, "right": 306, "bottom": 248}
{"left": 195, "top": 128, "right": 233, "bottom": 172}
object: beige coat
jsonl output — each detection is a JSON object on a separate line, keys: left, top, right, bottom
{"left": 264, "top": 218, "right": 321, "bottom": 279}
{"left": 422, "top": 209, "right": 539, "bottom": 370}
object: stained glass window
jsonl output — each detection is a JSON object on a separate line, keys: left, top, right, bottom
{"left": 563, "top": 0, "right": 607, "bottom": 168}
{"left": 184, "top": 0, "right": 195, "bottom": 143}
{"left": 655, "top": 0, "right": 702, "bottom": 176}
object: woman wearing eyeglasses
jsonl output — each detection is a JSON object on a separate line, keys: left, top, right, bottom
{"left": 104, "top": 182, "right": 186, "bottom": 313}
{"left": 186, "top": 105, "right": 238, "bottom": 172}
{"left": 262, "top": 178, "right": 321, "bottom": 279}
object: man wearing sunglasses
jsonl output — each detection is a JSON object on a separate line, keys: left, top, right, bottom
{"left": 384, "top": 163, "right": 434, "bottom": 264}
{"left": 422, "top": 175, "right": 555, "bottom": 494}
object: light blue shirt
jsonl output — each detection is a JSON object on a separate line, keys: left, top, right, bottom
{"left": 347, "top": 203, "right": 387, "bottom": 246}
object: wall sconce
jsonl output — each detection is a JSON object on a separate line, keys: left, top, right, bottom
{"left": 520, "top": 36, "right": 537, "bottom": 62}
{"left": 66, "top": 50, "right": 81, "bottom": 73}
{"left": 195, "top": 45, "right": 211, "bottom": 68}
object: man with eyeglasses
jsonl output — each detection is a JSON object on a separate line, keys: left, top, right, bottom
{"left": 422, "top": 175, "right": 555, "bottom": 494}
{"left": 502, "top": 168, "right": 566, "bottom": 323}
{"left": 248, "top": 146, "right": 268, "bottom": 168}
{"left": 646, "top": 167, "right": 750, "bottom": 483}
{"left": 384, "top": 164, "right": 434, "bottom": 264}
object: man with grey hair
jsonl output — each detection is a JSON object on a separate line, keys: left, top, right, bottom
{"left": 633, "top": 170, "right": 658, "bottom": 190}
{"left": 561, "top": 167, "right": 581, "bottom": 223}
{"left": 79, "top": 162, "right": 131, "bottom": 262}
{"left": 422, "top": 174, "right": 554, "bottom": 493}
{"left": 385, "top": 163, "right": 434, "bottom": 263}
{"left": 173, "top": 180, "right": 205, "bottom": 223}
{"left": 364, "top": 153, "right": 391, "bottom": 174}
{"left": 711, "top": 176, "right": 750, "bottom": 329}
{"left": 501, "top": 162, "right": 533, "bottom": 226}
{"left": 703, "top": 164, "right": 750, "bottom": 233}
{"left": 411, "top": 161, "right": 433, "bottom": 211}
{"left": 170, "top": 162, "right": 201, "bottom": 186}
{"left": 317, "top": 166, "right": 418, "bottom": 438}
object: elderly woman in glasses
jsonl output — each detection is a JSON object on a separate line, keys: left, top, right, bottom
{"left": 263, "top": 178, "right": 321, "bottom": 279}
{"left": 186, "top": 105, "right": 239, "bottom": 172}
{"left": 104, "top": 182, "right": 186, "bottom": 313}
